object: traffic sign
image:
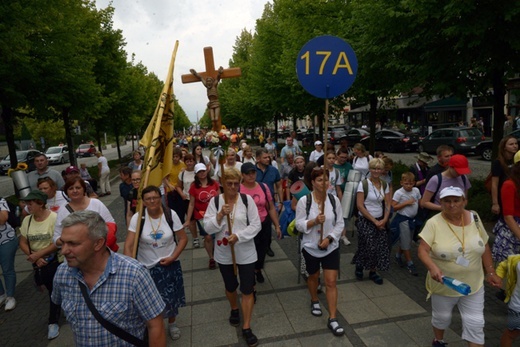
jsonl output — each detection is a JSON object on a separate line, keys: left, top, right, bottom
{"left": 296, "top": 35, "right": 358, "bottom": 99}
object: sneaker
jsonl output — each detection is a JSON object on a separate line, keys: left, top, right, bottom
{"left": 48, "top": 324, "right": 60, "bottom": 340}
{"left": 407, "top": 263, "right": 419, "bottom": 276}
{"left": 255, "top": 271, "right": 265, "bottom": 283}
{"left": 432, "top": 339, "right": 448, "bottom": 346}
{"left": 0, "top": 294, "right": 6, "bottom": 307}
{"left": 209, "top": 258, "right": 217, "bottom": 270}
{"left": 394, "top": 254, "right": 404, "bottom": 267}
{"left": 340, "top": 236, "right": 351, "bottom": 246}
{"left": 242, "top": 328, "right": 258, "bottom": 347}
{"left": 5, "top": 297, "right": 16, "bottom": 311}
{"left": 266, "top": 247, "right": 274, "bottom": 257}
{"left": 193, "top": 238, "right": 200, "bottom": 248}
{"left": 229, "top": 309, "right": 240, "bottom": 327}
{"left": 168, "top": 323, "right": 181, "bottom": 340}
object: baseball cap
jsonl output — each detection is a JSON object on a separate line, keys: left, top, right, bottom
{"left": 194, "top": 163, "right": 207, "bottom": 174}
{"left": 439, "top": 186, "right": 465, "bottom": 200}
{"left": 241, "top": 162, "right": 256, "bottom": 174}
{"left": 514, "top": 150, "right": 520, "bottom": 164}
{"left": 20, "top": 190, "right": 48, "bottom": 202}
{"left": 448, "top": 154, "right": 471, "bottom": 175}
{"left": 65, "top": 165, "right": 79, "bottom": 174}
{"left": 314, "top": 140, "right": 323, "bottom": 146}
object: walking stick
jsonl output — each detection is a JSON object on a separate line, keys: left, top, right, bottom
{"left": 220, "top": 159, "right": 238, "bottom": 276}
{"left": 319, "top": 99, "right": 330, "bottom": 244}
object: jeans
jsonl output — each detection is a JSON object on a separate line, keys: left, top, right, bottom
{"left": 0, "top": 237, "right": 18, "bottom": 297}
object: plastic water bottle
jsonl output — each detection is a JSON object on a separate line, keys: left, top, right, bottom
{"left": 442, "top": 276, "right": 471, "bottom": 295}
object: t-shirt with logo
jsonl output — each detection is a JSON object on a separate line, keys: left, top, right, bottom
{"left": 189, "top": 181, "right": 220, "bottom": 220}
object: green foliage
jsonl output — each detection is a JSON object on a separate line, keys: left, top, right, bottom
{"left": 14, "top": 117, "right": 66, "bottom": 147}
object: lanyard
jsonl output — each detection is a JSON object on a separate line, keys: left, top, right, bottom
{"left": 443, "top": 214, "right": 465, "bottom": 254}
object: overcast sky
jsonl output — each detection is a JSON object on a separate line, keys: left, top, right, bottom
{"left": 95, "top": 0, "right": 268, "bottom": 122}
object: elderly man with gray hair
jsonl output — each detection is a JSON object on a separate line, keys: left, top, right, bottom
{"left": 51, "top": 210, "right": 166, "bottom": 346}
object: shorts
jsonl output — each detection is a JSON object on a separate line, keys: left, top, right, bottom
{"left": 218, "top": 262, "right": 256, "bottom": 295}
{"left": 507, "top": 308, "right": 520, "bottom": 330}
{"left": 302, "top": 248, "right": 339, "bottom": 275}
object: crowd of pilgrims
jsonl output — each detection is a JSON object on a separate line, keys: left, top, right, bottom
{"left": 1, "top": 133, "right": 520, "bottom": 346}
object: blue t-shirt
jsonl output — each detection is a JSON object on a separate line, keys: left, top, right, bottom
{"left": 255, "top": 165, "right": 280, "bottom": 198}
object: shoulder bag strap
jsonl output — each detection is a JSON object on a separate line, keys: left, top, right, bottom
{"left": 65, "top": 204, "right": 74, "bottom": 213}
{"left": 78, "top": 280, "right": 147, "bottom": 347}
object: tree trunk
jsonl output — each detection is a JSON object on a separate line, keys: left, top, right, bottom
{"left": 368, "top": 93, "right": 378, "bottom": 155}
{"left": 63, "top": 108, "right": 77, "bottom": 168}
{"left": 1, "top": 107, "right": 18, "bottom": 169}
{"left": 491, "top": 68, "right": 505, "bottom": 162}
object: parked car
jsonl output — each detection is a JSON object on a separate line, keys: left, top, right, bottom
{"left": 45, "top": 146, "right": 69, "bottom": 164}
{"left": 360, "top": 129, "right": 419, "bottom": 152}
{"left": 0, "top": 150, "right": 41, "bottom": 175}
{"left": 475, "top": 129, "right": 520, "bottom": 161}
{"left": 328, "top": 126, "right": 347, "bottom": 144}
{"left": 339, "top": 128, "right": 370, "bottom": 145}
{"left": 418, "top": 127, "right": 485, "bottom": 154}
{"left": 75, "top": 143, "right": 97, "bottom": 157}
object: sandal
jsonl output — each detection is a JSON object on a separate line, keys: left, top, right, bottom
{"left": 242, "top": 328, "right": 259, "bottom": 347}
{"left": 355, "top": 265, "right": 363, "bottom": 280}
{"left": 327, "top": 318, "right": 345, "bottom": 336}
{"left": 209, "top": 258, "right": 217, "bottom": 270}
{"left": 229, "top": 309, "right": 240, "bottom": 326}
{"left": 369, "top": 271, "right": 383, "bottom": 285}
{"left": 311, "top": 301, "right": 322, "bottom": 317}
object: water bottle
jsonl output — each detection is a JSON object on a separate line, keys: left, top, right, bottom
{"left": 442, "top": 276, "right": 471, "bottom": 295}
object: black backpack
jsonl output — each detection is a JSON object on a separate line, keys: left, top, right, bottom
{"left": 214, "top": 193, "right": 250, "bottom": 226}
{"left": 296, "top": 193, "right": 338, "bottom": 233}
{"left": 2, "top": 199, "right": 20, "bottom": 229}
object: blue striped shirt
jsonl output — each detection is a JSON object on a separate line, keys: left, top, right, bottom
{"left": 52, "top": 251, "right": 165, "bottom": 346}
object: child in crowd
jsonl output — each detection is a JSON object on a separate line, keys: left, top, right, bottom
{"left": 323, "top": 150, "right": 343, "bottom": 199}
{"left": 390, "top": 172, "right": 421, "bottom": 276}
{"left": 497, "top": 254, "right": 520, "bottom": 346}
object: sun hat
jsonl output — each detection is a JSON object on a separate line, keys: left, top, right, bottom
{"left": 194, "top": 163, "right": 207, "bottom": 174}
{"left": 448, "top": 154, "right": 471, "bottom": 175}
{"left": 439, "top": 186, "right": 465, "bottom": 200}
{"left": 415, "top": 152, "right": 433, "bottom": 163}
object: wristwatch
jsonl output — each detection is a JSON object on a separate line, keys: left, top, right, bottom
{"left": 327, "top": 235, "right": 334, "bottom": 243}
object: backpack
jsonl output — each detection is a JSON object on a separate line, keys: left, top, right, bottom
{"left": 292, "top": 193, "right": 338, "bottom": 235}
{"left": 351, "top": 179, "right": 388, "bottom": 217}
{"left": 431, "top": 173, "right": 467, "bottom": 203}
{"left": 2, "top": 199, "right": 20, "bottom": 229}
{"left": 139, "top": 204, "right": 177, "bottom": 245}
{"left": 214, "top": 193, "right": 250, "bottom": 226}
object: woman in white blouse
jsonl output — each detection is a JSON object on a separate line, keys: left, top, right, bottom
{"left": 204, "top": 168, "right": 261, "bottom": 347}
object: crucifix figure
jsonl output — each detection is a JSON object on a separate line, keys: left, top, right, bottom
{"left": 182, "top": 47, "right": 241, "bottom": 131}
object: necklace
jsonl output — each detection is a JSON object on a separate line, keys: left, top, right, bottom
{"left": 443, "top": 213, "right": 465, "bottom": 254}
{"left": 370, "top": 179, "right": 383, "bottom": 202}
{"left": 148, "top": 211, "right": 163, "bottom": 247}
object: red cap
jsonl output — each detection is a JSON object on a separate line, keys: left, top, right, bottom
{"left": 448, "top": 154, "right": 471, "bottom": 175}
{"left": 65, "top": 165, "right": 79, "bottom": 174}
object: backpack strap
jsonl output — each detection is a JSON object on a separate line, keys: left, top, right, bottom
{"left": 305, "top": 193, "right": 312, "bottom": 218}
{"left": 214, "top": 194, "right": 249, "bottom": 226}
{"left": 259, "top": 182, "right": 270, "bottom": 208}
{"left": 305, "top": 193, "right": 337, "bottom": 226}
{"left": 65, "top": 204, "right": 74, "bottom": 214}
{"left": 432, "top": 173, "right": 443, "bottom": 202}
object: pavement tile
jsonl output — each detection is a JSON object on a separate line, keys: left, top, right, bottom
{"left": 252, "top": 293, "right": 284, "bottom": 316}
{"left": 285, "top": 307, "right": 329, "bottom": 334}
{"left": 264, "top": 259, "right": 297, "bottom": 274}
{"left": 371, "top": 293, "right": 426, "bottom": 318}
{"left": 176, "top": 306, "right": 192, "bottom": 328}
{"left": 276, "top": 288, "right": 311, "bottom": 312}
{"left": 355, "top": 322, "right": 417, "bottom": 346}
{"left": 396, "top": 316, "right": 463, "bottom": 346}
{"left": 299, "top": 332, "right": 353, "bottom": 347}
{"left": 191, "top": 320, "right": 238, "bottom": 346}
{"left": 251, "top": 310, "right": 295, "bottom": 339}
{"left": 259, "top": 338, "right": 302, "bottom": 347}
{"left": 191, "top": 283, "right": 225, "bottom": 302}
{"left": 338, "top": 298, "right": 387, "bottom": 324}
{"left": 353, "top": 279, "right": 402, "bottom": 298}
{"left": 191, "top": 300, "right": 231, "bottom": 325}
{"left": 191, "top": 267, "right": 223, "bottom": 286}
{"left": 337, "top": 282, "right": 369, "bottom": 303}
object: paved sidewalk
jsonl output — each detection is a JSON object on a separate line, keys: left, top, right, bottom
{"left": 0, "top": 178, "right": 507, "bottom": 346}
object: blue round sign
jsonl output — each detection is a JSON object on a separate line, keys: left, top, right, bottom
{"left": 296, "top": 35, "right": 358, "bottom": 99}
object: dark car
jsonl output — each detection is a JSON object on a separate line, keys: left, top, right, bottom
{"left": 75, "top": 143, "right": 97, "bottom": 157}
{"left": 360, "top": 129, "right": 419, "bottom": 152}
{"left": 0, "top": 150, "right": 41, "bottom": 175}
{"left": 339, "top": 128, "right": 370, "bottom": 145}
{"left": 418, "top": 127, "right": 485, "bottom": 154}
{"left": 327, "top": 126, "right": 347, "bottom": 144}
{"left": 475, "top": 129, "right": 520, "bottom": 161}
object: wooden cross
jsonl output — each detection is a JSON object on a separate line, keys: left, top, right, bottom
{"left": 182, "top": 47, "right": 241, "bottom": 131}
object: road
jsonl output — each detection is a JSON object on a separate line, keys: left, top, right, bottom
{"left": 0, "top": 141, "right": 136, "bottom": 197}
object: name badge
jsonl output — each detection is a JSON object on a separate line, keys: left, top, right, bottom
{"left": 456, "top": 255, "right": 470, "bottom": 267}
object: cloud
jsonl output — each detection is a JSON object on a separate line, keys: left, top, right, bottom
{"left": 96, "top": 0, "right": 267, "bottom": 123}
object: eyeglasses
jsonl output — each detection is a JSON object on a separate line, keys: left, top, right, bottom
{"left": 144, "top": 196, "right": 160, "bottom": 202}
{"left": 131, "top": 178, "right": 141, "bottom": 182}
{"left": 370, "top": 168, "right": 383, "bottom": 171}
{"left": 225, "top": 181, "right": 240, "bottom": 187}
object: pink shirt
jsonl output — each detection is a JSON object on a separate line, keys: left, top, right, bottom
{"left": 240, "top": 183, "right": 273, "bottom": 222}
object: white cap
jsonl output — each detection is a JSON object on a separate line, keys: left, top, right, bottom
{"left": 194, "top": 163, "right": 207, "bottom": 174}
{"left": 314, "top": 140, "right": 323, "bottom": 146}
{"left": 439, "top": 186, "right": 465, "bottom": 200}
